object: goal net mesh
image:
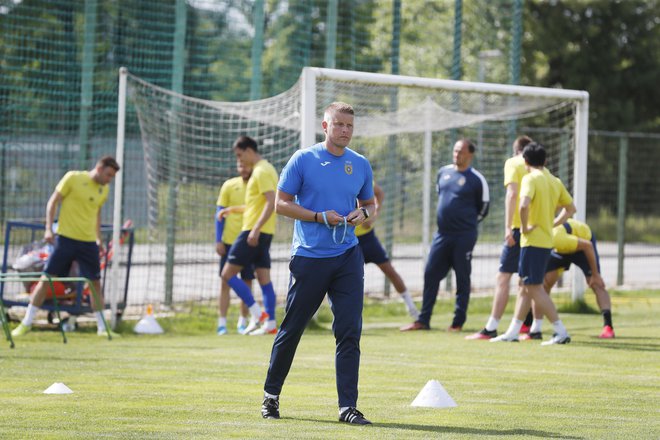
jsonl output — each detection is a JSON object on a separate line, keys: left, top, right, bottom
{"left": 126, "top": 69, "right": 577, "bottom": 305}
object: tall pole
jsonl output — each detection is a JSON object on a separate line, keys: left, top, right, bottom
{"left": 78, "top": 0, "right": 97, "bottom": 168}
{"left": 165, "top": 0, "right": 187, "bottom": 305}
{"left": 250, "top": 0, "right": 265, "bottom": 100}
{"left": 507, "top": 0, "right": 523, "bottom": 143}
{"left": 325, "top": 0, "right": 338, "bottom": 68}
{"left": 616, "top": 136, "right": 628, "bottom": 286}
{"left": 383, "top": 0, "right": 401, "bottom": 298}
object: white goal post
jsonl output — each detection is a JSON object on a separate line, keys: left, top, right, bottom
{"left": 112, "top": 66, "right": 589, "bottom": 314}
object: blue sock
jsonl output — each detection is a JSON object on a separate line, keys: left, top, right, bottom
{"left": 228, "top": 276, "right": 255, "bottom": 307}
{"left": 261, "top": 282, "right": 276, "bottom": 321}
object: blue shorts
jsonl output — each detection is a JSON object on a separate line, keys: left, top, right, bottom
{"left": 227, "top": 231, "right": 272, "bottom": 269}
{"left": 518, "top": 246, "right": 551, "bottom": 285}
{"left": 44, "top": 235, "right": 101, "bottom": 281}
{"left": 219, "top": 242, "right": 255, "bottom": 280}
{"left": 498, "top": 228, "right": 521, "bottom": 273}
{"left": 357, "top": 230, "right": 389, "bottom": 265}
{"left": 546, "top": 235, "right": 600, "bottom": 277}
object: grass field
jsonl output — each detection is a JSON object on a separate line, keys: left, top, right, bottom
{"left": 1, "top": 290, "right": 658, "bottom": 439}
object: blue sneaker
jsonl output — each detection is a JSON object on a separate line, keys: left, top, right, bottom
{"left": 217, "top": 325, "right": 228, "bottom": 335}
{"left": 237, "top": 323, "right": 247, "bottom": 334}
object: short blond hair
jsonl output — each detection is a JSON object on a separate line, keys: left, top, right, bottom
{"left": 323, "top": 102, "right": 354, "bottom": 121}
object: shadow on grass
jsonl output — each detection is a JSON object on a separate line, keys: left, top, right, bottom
{"left": 577, "top": 338, "right": 659, "bottom": 352}
{"left": 290, "top": 417, "right": 583, "bottom": 438}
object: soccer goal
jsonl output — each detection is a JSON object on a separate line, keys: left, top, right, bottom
{"left": 111, "top": 67, "right": 588, "bottom": 313}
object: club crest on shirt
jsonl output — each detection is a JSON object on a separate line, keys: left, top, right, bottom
{"left": 458, "top": 176, "right": 466, "bottom": 186}
{"left": 344, "top": 161, "right": 353, "bottom": 175}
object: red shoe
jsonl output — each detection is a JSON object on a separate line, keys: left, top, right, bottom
{"left": 520, "top": 324, "right": 531, "bottom": 334}
{"left": 447, "top": 325, "right": 462, "bottom": 332}
{"left": 599, "top": 325, "right": 615, "bottom": 339}
{"left": 465, "top": 329, "right": 497, "bottom": 340}
{"left": 520, "top": 331, "right": 542, "bottom": 341}
{"left": 400, "top": 321, "right": 429, "bottom": 332}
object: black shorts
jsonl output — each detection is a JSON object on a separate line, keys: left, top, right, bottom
{"left": 357, "top": 230, "right": 389, "bottom": 265}
{"left": 44, "top": 235, "right": 101, "bottom": 281}
{"left": 227, "top": 231, "right": 272, "bottom": 269}
{"left": 219, "top": 242, "right": 255, "bottom": 279}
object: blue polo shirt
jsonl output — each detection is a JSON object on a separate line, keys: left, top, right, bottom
{"left": 436, "top": 165, "right": 490, "bottom": 234}
{"left": 278, "top": 143, "right": 374, "bottom": 258}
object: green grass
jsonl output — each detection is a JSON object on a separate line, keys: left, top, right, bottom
{"left": 1, "top": 291, "right": 658, "bottom": 439}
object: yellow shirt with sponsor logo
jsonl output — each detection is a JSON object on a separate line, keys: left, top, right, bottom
{"left": 519, "top": 168, "right": 573, "bottom": 248}
{"left": 243, "top": 159, "right": 278, "bottom": 234}
{"left": 55, "top": 171, "right": 109, "bottom": 242}
{"left": 552, "top": 218, "right": 592, "bottom": 254}
{"left": 216, "top": 176, "right": 247, "bottom": 244}
{"left": 503, "top": 154, "right": 527, "bottom": 229}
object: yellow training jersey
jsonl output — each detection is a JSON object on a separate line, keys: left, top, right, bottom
{"left": 216, "top": 176, "right": 247, "bottom": 244}
{"left": 552, "top": 218, "right": 592, "bottom": 254}
{"left": 243, "top": 159, "right": 278, "bottom": 234}
{"left": 503, "top": 154, "right": 527, "bottom": 229}
{"left": 519, "top": 168, "right": 573, "bottom": 248}
{"left": 55, "top": 171, "right": 109, "bottom": 242}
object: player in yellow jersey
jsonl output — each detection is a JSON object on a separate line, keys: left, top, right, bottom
{"left": 215, "top": 160, "right": 253, "bottom": 335}
{"left": 491, "top": 142, "right": 576, "bottom": 345}
{"left": 521, "top": 219, "right": 614, "bottom": 339}
{"left": 355, "top": 183, "right": 418, "bottom": 318}
{"left": 467, "top": 136, "right": 534, "bottom": 340}
{"left": 12, "top": 156, "right": 120, "bottom": 337}
{"left": 221, "top": 136, "right": 279, "bottom": 335}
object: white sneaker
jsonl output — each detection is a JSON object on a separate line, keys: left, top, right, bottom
{"left": 490, "top": 333, "right": 519, "bottom": 342}
{"left": 249, "top": 325, "right": 277, "bottom": 336}
{"left": 540, "top": 333, "right": 571, "bottom": 345}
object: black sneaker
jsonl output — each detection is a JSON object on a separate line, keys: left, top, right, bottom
{"left": 339, "top": 407, "right": 372, "bottom": 425}
{"left": 261, "top": 397, "right": 280, "bottom": 419}
{"left": 520, "top": 331, "right": 542, "bottom": 340}
{"left": 465, "top": 328, "right": 497, "bottom": 340}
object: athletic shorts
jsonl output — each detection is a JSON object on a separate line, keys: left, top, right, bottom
{"left": 357, "top": 230, "right": 389, "bottom": 265}
{"left": 227, "top": 231, "right": 272, "bottom": 269}
{"left": 44, "top": 235, "right": 101, "bottom": 281}
{"left": 546, "top": 235, "right": 600, "bottom": 277}
{"left": 518, "top": 246, "right": 551, "bottom": 285}
{"left": 498, "top": 228, "right": 521, "bottom": 273}
{"left": 219, "top": 242, "right": 255, "bottom": 280}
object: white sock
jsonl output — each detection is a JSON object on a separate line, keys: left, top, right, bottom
{"left": 552, "top": 319, "right": 568, "bottom": 337}
{"left": 95, "top": 311, "right": 106, "bottom": 331}
{"left": 264, "top": 319, "right": 277, "bottom": 331}
{"left": 485, "top": 316, "right": 499, "bottom": 332}
{"left": 217, "top": 317, "right": 227, "bottom": 327}
{"left": 400, "top": 290, "right": 416, "bottom": 311}
{"left": 237, "top": 316, "right": 247, "bottom": 327}
{"left": 21, "top": 304, "right": 39, "bottom": 326}
{"left": 248, "top": 303, "right": 262, "bottom": 321}
{"left": 530, "top": 319, "right": 544, "bottom": 334}
{"left": 264, "top": 391, "right": 278, "bottom": 399}
{"left": 339, "top": 406, "right": 350, "bottom": 415}
{"left": 505, "top": 319, "right": 523, "bottom": 337}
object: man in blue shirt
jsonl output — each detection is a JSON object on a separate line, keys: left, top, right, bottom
{"left": 260, "top": 102, "right": 375, "bottom": 425}
{"left": 401, "top": 139, "right": 489, "bottom": 332}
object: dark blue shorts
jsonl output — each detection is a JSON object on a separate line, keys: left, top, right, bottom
{"left": 44, "top": 235, "right": 101, "bottom": 281}
{"left": 357, "top": 230, "right": 389, "bottom": 265}
{"left": 518, "top": 246, "right": 551, "bottom": 285}
{"left": 219, "top": 242, "right": 255, "bottom": 280}
{"left": 498, "top": 228, "right": 521, "bottom": 273}
{"left": 546, "top": 236, "right": 600, "bottom": 277}
{"left": 227, "top": 231, "right": 272, "bottom": 269}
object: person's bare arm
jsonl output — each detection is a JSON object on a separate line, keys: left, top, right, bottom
{"left": 44, "top": 191, "right": 63, "bottom": 243}
{"left": 519, "top": 196, "right": 532, "bottom": 234}
{"left": 553, "top": 202, "right": 576, "bottom": 227}
{"left": 247, "top": 190, "right": 275, "bottom": 246}
{"left": 504, "top": 182, "right": 518, "bottom": 246}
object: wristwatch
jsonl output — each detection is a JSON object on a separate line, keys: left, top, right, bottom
{"left": 360, "top": 207, "right": 369, "bottom": 219}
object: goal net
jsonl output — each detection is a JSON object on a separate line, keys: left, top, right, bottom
{"left": 115, "top": 67, "right": 588, "bottom": 308}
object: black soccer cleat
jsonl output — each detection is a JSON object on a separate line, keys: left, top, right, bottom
{"left": 261, "top": 397, "right": 280, "bottom": 419}
{"left": 339, "top": 407, "right": 372, "bottom": 425}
